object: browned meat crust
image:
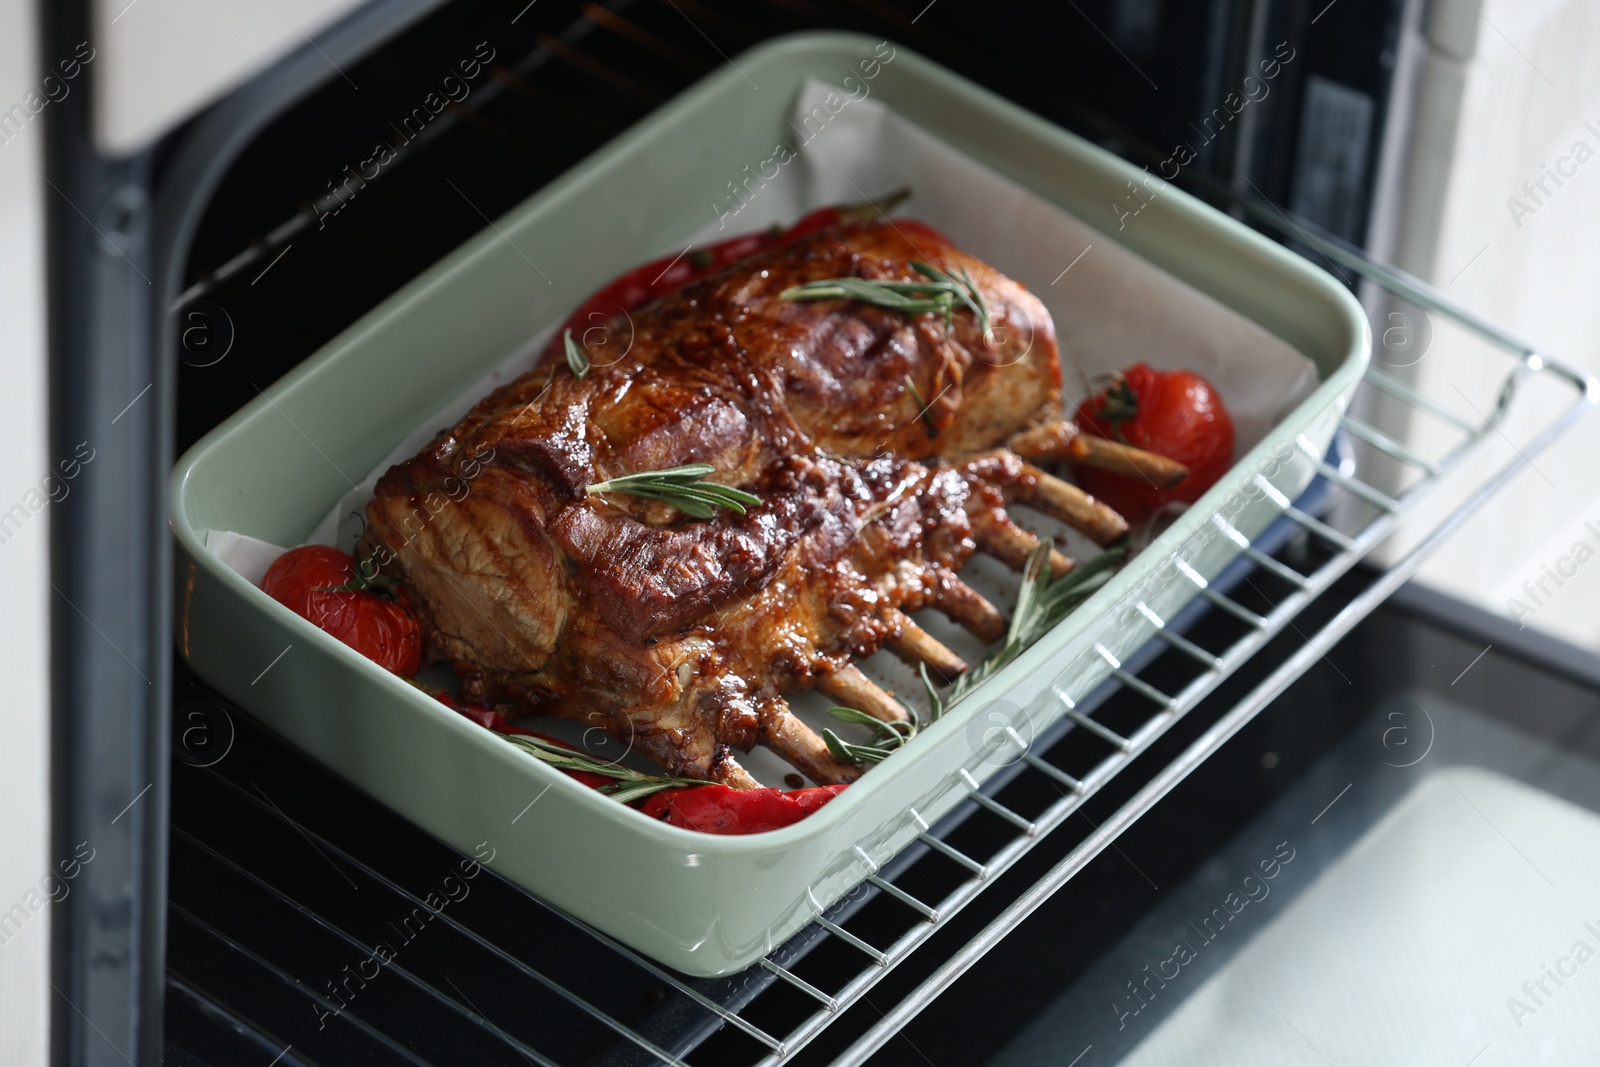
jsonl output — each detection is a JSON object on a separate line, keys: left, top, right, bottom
{"left": 367, "top": 219, "right": 1086, "bottom": 786}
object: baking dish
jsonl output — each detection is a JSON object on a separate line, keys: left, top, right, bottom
{"left": 171, "top": 32, "right": 1368, "bottom": 976}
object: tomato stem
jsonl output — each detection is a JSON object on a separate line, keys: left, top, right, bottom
{"left": 1090, "top": 373, "right": 1140, "bottom": 444}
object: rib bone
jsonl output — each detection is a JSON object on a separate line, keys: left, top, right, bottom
{"left": 932, "top": 574, "right": 1008, "bottom": 643}
{"left": 885, "top": 610, "right": 968, "bottom": 680}
{"left": 816, "top": 663, "right": 911, "bottom": 724}
{"left": 1015, "top": 463, "right": 1129, "bottom": 546}
{"left": 717, "top": 760, "right": 761, "bottom": 791}
{"left": 759, "top": 698, "right": 862, "bottom": 785}
{"left": 972, "top": 510, "right": 1074, "bottom": 579}
{"left": 1008, "top": 420, "right": 1188, "bottom": 487}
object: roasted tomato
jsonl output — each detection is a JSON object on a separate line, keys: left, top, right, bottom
{"left": 261, "top": 545, "right": 422, "bottom": 677}
{"left": 1076, "top": 363, "right": 1235, "bottom": 523}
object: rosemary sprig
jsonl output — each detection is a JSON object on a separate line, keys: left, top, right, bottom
{"left": 780, "top": 276, "right": 958, "bottom": 317}
{"left": 498, "top": 732, "right": 714, "bottom": 804}
{"left": 945, "top": 542, "right": 1126, "bottom": 706}
{"left": 822, "top": 544, "right": 1124, "bottom": 768}
{"left": 909, "top": 260, "right": 992, "bottom": 341}
{"left": 562, "top": 328, "right": 590, "bottom": 379}
{"left": 821, "top": 706, "right": 919, "bottom": 766}
{"left": 918, "top": 662, "right": 945, "bottom": 723}
{"left": 780, "top": 260, "right": 991, "bottom": 343}
{"left": 586, "top": 463, "right": 761, "bottom": 519}
{"left": 903, "top": 374, "right": 941, "bottom": 437}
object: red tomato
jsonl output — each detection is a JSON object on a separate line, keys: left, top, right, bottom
{"left": 1076, "top": 363, "right": 1235, "bottom": 523}
{"left": 261, "top": 545, "right": 422, "bottom": 677}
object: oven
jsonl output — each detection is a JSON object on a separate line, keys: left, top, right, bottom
{"left": 25, "top": 0, "right": 1600, "bottom": 1064}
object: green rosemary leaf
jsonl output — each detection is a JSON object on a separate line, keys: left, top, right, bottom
{"left": 563, "top": 328, "right": 590, "bottom": 379}
{"left": 586, "top": 463, "right": 762, "bottom": 518}
{"left": 821, "top": 728, "right": 862, "bottom": 764}
{"left": 907, "top": 261, "right": 956, "bottom": 331}
{"left": 1034, "top": 546, "right": 1125, "bottom": 622}
{"left": 825, "top": 706, "right": 916, "bottom": 747}
{"left": 780, "top": 265, "right": 992, "bottom": 340}
{"left": 919, "top": 663, "right": 945, "bottom": 723}
{"left": 822, "top": 708, "right": 917, "bottom": 767}
{"left": 498, "top": 733, "right": 714, "bottom": 801}
{"left": 821, "top": 728, "right": 896, "bottom": 766}
{"left": 1007, "top": 543, "right": 1122, "bottom": 653}
{"left": 904, "top": 374, "right": 941, "bottom": 437}
{"left": 781, "top": 278, "right": 956, "bottom": 317}
{"left": 601, "top": 779, "right": 695, "bottom": 805}
{"left": 501, "top": 733, "right": 632, "bottom": 776}
{"left": 824, "top": 705, "right": 887, "bottom": 729}
{"left": 909, "top": 260, "right": 991, "bottom": 340}
{"left": 821, "top": 727, "right": 851, "bottom": 762}
{"left": 1006, "top": 543, "right": 1055, "bottom": 651}
{"left": 944, "top": 542, "right": 1128, "bottom": 709}
{"left": 958, "top": 264, "right": 992, "bottom": 343}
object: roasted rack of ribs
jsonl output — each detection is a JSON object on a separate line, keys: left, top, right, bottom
{"left": 366, "top": 218, "right": 1183, "bottom": 788}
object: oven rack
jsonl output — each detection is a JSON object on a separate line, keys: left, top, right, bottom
{"left": 164, "top": 211, "right": 1594, "bottom": 1067}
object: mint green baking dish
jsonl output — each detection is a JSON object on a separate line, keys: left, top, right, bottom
{"left": 171, "top": 32, "right": 1368, "bottom": 976}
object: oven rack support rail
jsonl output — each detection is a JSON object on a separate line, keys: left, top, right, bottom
{"left": 490, "top": 206, "right": 1593, "bottom": 1067}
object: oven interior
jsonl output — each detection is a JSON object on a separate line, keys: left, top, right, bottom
{"left": 150, "top": 1, "right": 1593, "bottom": 1064}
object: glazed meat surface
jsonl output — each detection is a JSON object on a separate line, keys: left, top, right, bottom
{"left": 368, "top": 219, "right": 1111, "bottom": 787}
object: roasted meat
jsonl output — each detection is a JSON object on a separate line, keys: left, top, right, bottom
{"left": 366, "top": 219, "right": 1169, "bottom": 787}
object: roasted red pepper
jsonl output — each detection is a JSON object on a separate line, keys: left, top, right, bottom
{"left": 640, "top": 783, "right": 848, "bottom": 835}
{"left": 543, "top": 190, "right": 925, "bottom": 365}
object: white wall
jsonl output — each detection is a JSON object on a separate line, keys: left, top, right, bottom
{"left": 0, "top": 0, "right": 53, "bottom": 1063}
{"left": 93, "top": 0, "right": 368, "bottom": 156}
{"left": 1388, "top": 0, "right": 1600, "bottom": 649}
